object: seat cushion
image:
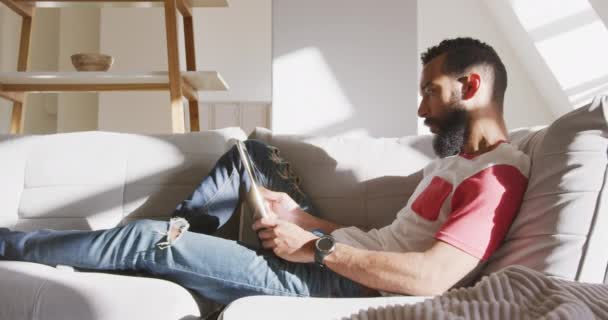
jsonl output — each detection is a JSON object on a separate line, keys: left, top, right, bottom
{"left": 482, "top": 95, "right": 608, "bottom": 283}
{"left": 0, "top": 261, "right": 202, "bottom": 320}
{"left": 219, "top": 295, "right": 431, "bottom": 320}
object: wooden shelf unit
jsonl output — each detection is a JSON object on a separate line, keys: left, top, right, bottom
{"left": 14, "top": 0, "right": 228, "bottom": 9}
{"left": 0, "top": 0, "right": 229, "bottom": 134}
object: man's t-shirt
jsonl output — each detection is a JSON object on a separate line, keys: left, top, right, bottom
{"left": 331, "top": 141, "right": 530, "bottom": 262}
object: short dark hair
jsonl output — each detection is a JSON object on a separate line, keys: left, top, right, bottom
{"left": 421, "top": 37, "right": 507, "bottom": 107}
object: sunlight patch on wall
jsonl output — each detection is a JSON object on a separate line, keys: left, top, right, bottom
{"left": 536, "top": 21, "right": 608, "bottom": 106}
{"left": 273, "top": 47, "right": 354, "bottom": 135}
{"left": 512, "top": 0, "right": 591, "bottom": 31}
{"left": 510, "top": 0, "right": 608, "bottom": 108}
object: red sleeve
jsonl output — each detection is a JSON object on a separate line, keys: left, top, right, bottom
{"left": 435, "top": 164, "right": 528, "bottom": 260}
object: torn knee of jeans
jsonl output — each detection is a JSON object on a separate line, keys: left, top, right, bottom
{"left": 156, "top": 217, "right": 190, "bottom": 250}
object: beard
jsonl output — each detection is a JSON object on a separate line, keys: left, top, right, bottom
{"left": 427, "top": 104, "right": 469, "bottom": 158}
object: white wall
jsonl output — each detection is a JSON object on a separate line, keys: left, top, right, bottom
{"left": 2, "top": 0, "right": 562, "bottom": 136}
{"left": 199, "top": 102, "right": 270, "bottom": 135}
{"left": 418, "top": 0, "right": 555, "bottom": 133}
{"left": 23, "top": 8, "right": 60, "bottom": 134}
{"left": 56, "top": 8, "right": 100, "bottom": 133}
{"left": 98, "top": 8, "right": 174, "bottom": 134}
{"left": 99, "top": 0, "right": 271, "bottom": 134}
{"left": 272, "top": 0, "right": 419, "bottom": 138}
{"left": 197, "top": 0, "right": 271, "bottom": 103}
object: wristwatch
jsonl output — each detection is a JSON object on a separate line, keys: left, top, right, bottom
{"left": 314, "top": 235, "right": 336, "bottom": 267}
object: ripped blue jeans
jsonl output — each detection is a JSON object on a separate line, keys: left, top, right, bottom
{"left": 0, "top": 140, "right": 371, "bottom": 305}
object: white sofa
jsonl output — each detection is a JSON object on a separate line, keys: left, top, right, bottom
{"left": 1, "top": 96, "right": 607, "bottom": 320}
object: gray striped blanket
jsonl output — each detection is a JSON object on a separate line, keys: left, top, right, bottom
{"left": 346, "top": 265, "right": 608, "bottom": 320}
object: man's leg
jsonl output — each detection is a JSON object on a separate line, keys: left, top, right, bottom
{"left": 0, "top": 220, "right": 368, "bottom": 304}
{"left": 172, "top": 140, "right": 316, "bottom": 234}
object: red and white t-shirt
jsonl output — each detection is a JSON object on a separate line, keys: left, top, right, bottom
{"left": 331, "top": 142, "right": 530, "bottom": 261}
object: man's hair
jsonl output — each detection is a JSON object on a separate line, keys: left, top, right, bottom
{"left": 420, "top": 37, "right": 507, "bottom": 108}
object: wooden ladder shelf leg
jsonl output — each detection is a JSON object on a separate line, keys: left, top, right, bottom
{"left": 164, "top": 0, "right": 185, "bottom": 134}
{"left": 10, "top": 13, "right": 33, "bottom": 134}
{"left": 184, "top": 14, "right": 200, "bottom": 132}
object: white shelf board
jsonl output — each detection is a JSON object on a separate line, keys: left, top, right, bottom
{"left": 183, "top": 71, "right": 228, "bottom": 91}
{"left": 0, "top": 71, "right": 229, "bottom": 91}
{"left": 14, "top": 0, "right": 228, "bottom": 8}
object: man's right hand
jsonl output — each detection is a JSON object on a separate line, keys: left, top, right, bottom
{"left": 258, "top": 186, "right": 344, "bottom": 234}
{"left": 258, "top": 186, "right": 310, "bottom": 226}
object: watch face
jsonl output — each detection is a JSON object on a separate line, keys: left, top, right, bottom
{"left": 316, "top": 237, "right": 334, "bottom": 252}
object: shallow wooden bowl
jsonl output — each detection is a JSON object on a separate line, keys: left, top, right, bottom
{"left": 71, "top": 53, "right": 114, "bottom": 72}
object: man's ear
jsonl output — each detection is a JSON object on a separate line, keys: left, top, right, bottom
{"left": 461, "top": 73, "right": 481, "bottom": 100}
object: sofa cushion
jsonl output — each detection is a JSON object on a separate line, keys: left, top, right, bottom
{"left": 482, "top": 95, "right": 608, "bottom": 283}
{"left": 219, "top": 295, "right": 430, "bottom": 320}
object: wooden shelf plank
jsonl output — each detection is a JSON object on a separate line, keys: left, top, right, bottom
{"left": 0, "top": 71, "right": 228, "bottom": 92}
{"left": 12, "top": 0, "right": 227, "bottom": 8}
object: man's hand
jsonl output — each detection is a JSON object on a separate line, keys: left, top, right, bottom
{"left": 258, "top": 187, "right": 313, "bottom": 227}
{"left": 258, "top": 186, "right": 344, "bottom": 234}
{"left": 252, "top": 215, "right": 318, "bottom": 264}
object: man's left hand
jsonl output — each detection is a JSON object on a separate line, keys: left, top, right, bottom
{"left": 252, "top": 216, "right": 318, "bottom": 264}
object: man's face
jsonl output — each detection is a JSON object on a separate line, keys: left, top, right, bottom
{"left": 418, "top": 55, "right": 469, "bottom": 157}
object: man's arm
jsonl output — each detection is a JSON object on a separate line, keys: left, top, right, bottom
{"left": 253, "top": 216, "right": 480, "bottom": 296}
{"left": 331, "top": 163, "right": 528, "bottom": 294}
{"left": 322, "top": 240, "right": 480, "bottom": 295}
{"left": 255, "top": 187, "right": 480, "bottom": 294}
{"left": 290, "top": 211, "right": 344, "bottom": 234}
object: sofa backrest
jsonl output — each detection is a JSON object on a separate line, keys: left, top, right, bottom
{"left": 483, "top": 96, "right": 608, "bottom": 284}
{"left": 0, "top": 128, "right": 247, "bottom": 232}
{"left": 250, "top": 129, "right": 435, "bottom": 229}
{"left": 250, "top": 95, "right": 608, "bottom": 284}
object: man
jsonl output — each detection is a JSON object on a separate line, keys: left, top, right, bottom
{"left": 0, "top": 37, "right": 529, "bottom": 304}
